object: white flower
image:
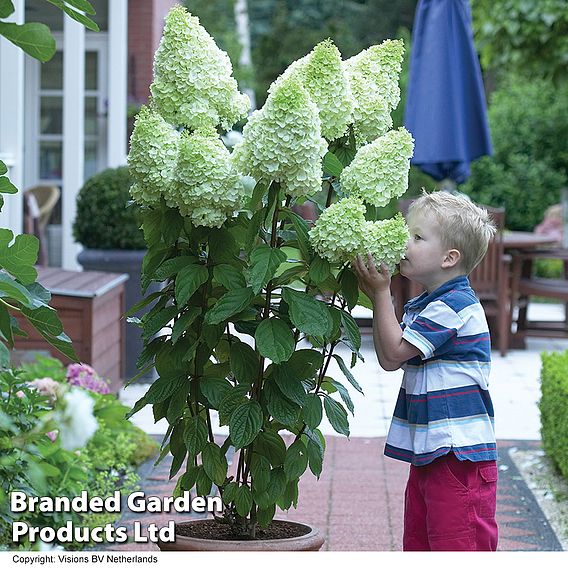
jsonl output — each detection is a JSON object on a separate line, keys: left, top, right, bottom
{"left": 361, "top": 214, "right": 410, "bottom": 272}
{"left": 150, "top": 5, "right": 249, "bottom": 130}
{"left": 53, "top": 388, "right": 98, "bottom": 451}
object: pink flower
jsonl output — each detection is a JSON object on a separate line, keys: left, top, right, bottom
{"left": 29, "top": 377, "right": 61, "bottom": 403}
{"left": 65, "top": 363, "right": 110, "bottom": 395}
{"left": 15, "top": 390, "right": 25, "bottom": 398}
{"left": 46, "top": 430, "right": 58, "bottom": 442}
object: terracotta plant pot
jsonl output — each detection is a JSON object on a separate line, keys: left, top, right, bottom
{"left": 157, "top": 519, "right": 325, "bottom": 551}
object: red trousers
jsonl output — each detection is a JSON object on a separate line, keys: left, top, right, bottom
{"left": 403, "top": 452, "right": 499, "bottom": 551}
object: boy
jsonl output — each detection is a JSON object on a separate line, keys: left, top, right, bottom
{"left": 353, "top": 191, "right": 499, "bottom": 551}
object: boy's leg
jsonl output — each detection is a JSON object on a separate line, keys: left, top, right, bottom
{"left": 403, "top": 465, "right": 430, "bottom": 551}
{"left": 424, "top": 453, "right": 499, "bottom": 551}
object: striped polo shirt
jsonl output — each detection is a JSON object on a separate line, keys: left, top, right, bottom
{"left": 384, "top": 275, "right": 497, "bottom": 466}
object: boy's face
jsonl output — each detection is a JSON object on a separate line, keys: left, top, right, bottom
{"left": 399, "top": 211, "right": 457, "bottom": 290}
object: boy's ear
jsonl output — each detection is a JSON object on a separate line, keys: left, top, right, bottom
{"left": 442, "top": 249, "right": 461, "bottom": 268}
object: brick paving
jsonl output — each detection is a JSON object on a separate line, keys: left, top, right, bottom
{"left": 100, "top": 435, "right": 563, "bottom": 552}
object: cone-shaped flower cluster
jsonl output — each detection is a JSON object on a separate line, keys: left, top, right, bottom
{"left": 310, "top": 198, "right": 409, "bottom": 269}
{"left": 343, "top": 39, "right": 404, "bottom": 147}
{"left": 166, "top": 128, "right": 247, "bottom": 228}
{"left": 128, "top": 105, "right": 180, "bottom": 205}
{"left": 231, "top": 76, "right": 327, "bottom": 199}
{"left": 361, "top": 214, "right": 409, "bottom": 272}
{"left": 309, "top": 197, "right": 367, "bottom": 263}
{"left": 341, "top": 127, "right": 415, "bottom": 207}
{"left": 150, "top": 5, "right": 249, "bottom": 131}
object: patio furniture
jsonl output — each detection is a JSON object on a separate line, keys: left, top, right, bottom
{"left": 509, "top": 248, "right": 568, "bottom": 345}
{"left": 12, "top": 266, "right": 129, "bottom": 392}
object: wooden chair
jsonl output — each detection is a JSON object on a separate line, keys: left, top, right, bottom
{"left": 509, "top": 248, "right": 568, "bottom": 343}
{"left": 468, "top": 207, "right": 511, "bottom": 356}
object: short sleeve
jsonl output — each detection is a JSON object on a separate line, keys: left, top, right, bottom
{"left": 402, "top": 299, "right": 464, "bottom": 359}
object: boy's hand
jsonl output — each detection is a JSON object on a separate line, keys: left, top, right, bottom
{"left": 352, "top": 253, "right": 391, "bottom": 300}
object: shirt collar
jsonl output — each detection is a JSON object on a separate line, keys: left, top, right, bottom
{"left": 404, "top": 275, "right": 471, "bottom": 313}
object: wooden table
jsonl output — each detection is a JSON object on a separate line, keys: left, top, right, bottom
{"left": 12, "top": 266, "right": 129, "bottom": 392}
{"left": 503, "top": 231, "right": 559, "bottom": 251}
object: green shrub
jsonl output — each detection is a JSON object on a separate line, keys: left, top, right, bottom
{"left": 461, "top": 76, "right": 568, "bottom": 231}
{"left": 539, "top": 351, "right": 568, "bottom": 479}
{"left": 73, "top": 166, "right": 146, "bottom": 250}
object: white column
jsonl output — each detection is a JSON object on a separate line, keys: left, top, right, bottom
{"left": 107, "top": 0, "right": 128, "bottom": 167}
{"left": 0, "top": 0, "right": 25, "bottom": 234}
{"left": 62, "top": 15, "right": 85, "bottom": 270}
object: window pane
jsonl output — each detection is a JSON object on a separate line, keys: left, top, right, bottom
{"left": 84, "top": 141, "right": 98, "bottom": 181}
{"left": 39, "top": 141, "right": 63, "bottom": 180}
{"left": 40, "top": 96, "right": 63, "bottom": 135}
{"left": 41, "top": 51, "right": 63, "bottom": 90}
{"left": 85, "top": 97, "right": 98, "bottom": 136}
{"left": 85, "top": 51, "right": 98, "bottom": 91}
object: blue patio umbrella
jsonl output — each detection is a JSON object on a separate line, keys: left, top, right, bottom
{"left": 404, "top": 0, "right": 492, "bottom": 187}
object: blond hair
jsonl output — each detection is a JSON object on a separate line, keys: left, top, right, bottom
{"left": 408, "top": 191, "right": 497, "bottom": 274}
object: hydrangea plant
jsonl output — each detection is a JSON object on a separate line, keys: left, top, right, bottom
{"left": 127, "top": 6, "right": 412, "bottom": 541}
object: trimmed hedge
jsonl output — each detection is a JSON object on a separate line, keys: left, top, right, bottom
{"left": 540, "top": 351, "right": 568, "bottom": 479}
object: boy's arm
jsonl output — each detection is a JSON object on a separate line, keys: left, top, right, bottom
{"left": 372, "top": 288, "right": 422, "bottom": 371}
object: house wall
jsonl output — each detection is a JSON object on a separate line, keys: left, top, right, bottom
{"left": 128, "top": 0, "right": 178, "bottom": 104}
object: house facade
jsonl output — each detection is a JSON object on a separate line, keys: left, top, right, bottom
{"left": 0, "top": 0, "right": 177, "bottom": 270}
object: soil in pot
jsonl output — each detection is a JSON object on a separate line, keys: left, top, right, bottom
{"left": 177, "top": 519, "right": 311, "bottom": 541}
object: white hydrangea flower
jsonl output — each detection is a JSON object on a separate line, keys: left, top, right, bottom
{"left": 150, "top": 5, "right": 249, "bottom": 130}
{"left": 361, "top": 214, "right": 409, "bottom": 272}
{"left": 167, "top": 128, "right": 247, "bottom": 227}
{"left": 341, "top": 127, "right": 415, "bottom": 207}
{"left": 128, "top": 105, "right": 179, "bottom": 205}
{"left": 343, "top": 39, "right": 404, "bottom": 146}
{"left": 309, "top": 196, "right": 367, "bottom": 263}
{"left": 232, "top": 76, "right": 327, "bottom": 199}
{"left": 53, "top": 388, "right": 98, "bottom": 451}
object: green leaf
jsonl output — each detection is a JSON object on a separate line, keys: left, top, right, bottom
{"left": 36, "top": 330, "right": 78, "bottom": 362}
{"left": 273, "top": 365, "right": 307, "bottom": 406}
{"left": 145, "top": 376, "right": 186, "bottom": 404}
{"left": 333, "top": 354, "right": 363, "bottom": 394}
{"left": 0, "top": 21, "right": 56, "bottom": 62}
{"left": 283, "top": 440, "right": 308, "bottom": 481}
{"left": 141, "top": 209, "right": 162, "bottom": 248}
{"left": 264, "top": 380, "right": 301, "bottom": 427}
{"left": 0, "top": 176, "right": 18, "bottom": 194}
{"left": 204, "top": 287, "right": 255, "bottom": 325}
{"left": 255, "top": 429, "right": 286, "bottom": 467}
{"left": 20, "top": 306, "right": 62, "bottom": 336}
{"left": 202, "top": 442, "right": 228, "bottom": 485}
{"left": 250, "top": 455, "right": 271, "bottom": 493}
{"left": 0, "top": 1, "right": 15, "bottom": 19}
{"left": 142, "top": 305, "right": 177, "bottom": 340}
{"left": 0, "top": 341, "right": 10, "bottom": 369}
{"left": 154, "top": 256, "right": 197, "bottom": 281}
{"left": 283, "top": 210, "right": 312, "bottom": 261}
{"left": 323, "top": 396, "right": 350, "bottom": 436}
{"left": 218, "top": 386, "right": 249, "bottom": 426}
{"left": 326, "top": 377, "right": 354, "bottom": 414}
{"left": 229, "top": 400, "right": 263, "bottom": 449}
{"left": 281, "top": 287, "right": 332, "bottom": 337}
{"left": 213, "top": 264, "right": 246, "bottom": 291}
{"left": 235, "top": 485, "right": 253, "bottom": 517}
{"left": 175, "top": 264, "right": 208, "bottom": 308}
{"left": 340, "top": 310, "right": 361, "bottom": 351}
{"left": 196, "top": 466, "right": 213, "bottom": 496}
{"left": 0, "top": 272, "right": 34, "bottom": 307}
{"left": 169, "top": 422, "right": 187, "bottom": 479}
{"left": 171, "top": 307, "right": 201, "bottom": 344}
{"left": 62, "top": 0, "right": 96, "bottom": 15}
{"left": 308, "top": 255, "right": 331, "bottom": 284}
{"left": 323, "top": 151, "right": 344, "bottom": 177}
{"left": 230, "top": 341, "right": 259, "bottom": 385}
{"left": 0, "top": 304, "right": 13, "bottom": 347}
{"left": 302, "top": 394, "right": 323, "bottom": 429}
{"left": 245, "top": 209, "right": 264, "bottom": 254}
{"left": 222, "top": 481, "right": 239, "bottom": 504}
{"left": 162, "top": 208, "right": 184, "bottom": 245}
{"left": 286, "top": 349, "right": 324, "bottom": 380}
{"left": 199, "top": 377, "right": 233, "bottom": 409}
{"left": 254, "top": 318, "right": 295, "bottom": 364}
{"left": 0, "top": 230, "right": 39, "bottom": 284}
{"left": 0, "top": 160, "right": 7, "bottom": 175}
{"left": 306, "top": 436, "right": 324, "bottom": 478}
{"left": 247, "top": 244, "right": 287, "bottom": 294}
{"left": 272, "top": 264, "right": 307, "bottom": 287}
{"left": 184, "top": 416, "right": 208, "bottom": 456}
{"left": 256, "top": 504, "right": 276, "bottom": 528}
{"left": 340, "top": 269, "right": 359, "bottom": 311}
{"left": 56, "top": 1, "right": 99, "bottom": 32}
{"left": 167, "top": 382, "right": 189, "bottom": 423}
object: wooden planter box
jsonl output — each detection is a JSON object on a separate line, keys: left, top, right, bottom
{"left": 12, "top": 266, "right": 129, "bottom": 393}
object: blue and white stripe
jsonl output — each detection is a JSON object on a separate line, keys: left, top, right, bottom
{"left": 384, "top": 275, "right": 497, "bottom": 466}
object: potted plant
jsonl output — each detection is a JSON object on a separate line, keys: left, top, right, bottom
{"left": 126, "top": 6, "right": 412, "bottom": 550}
{"left": 73, "top": 167, "right": 156, "bottom": 381}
